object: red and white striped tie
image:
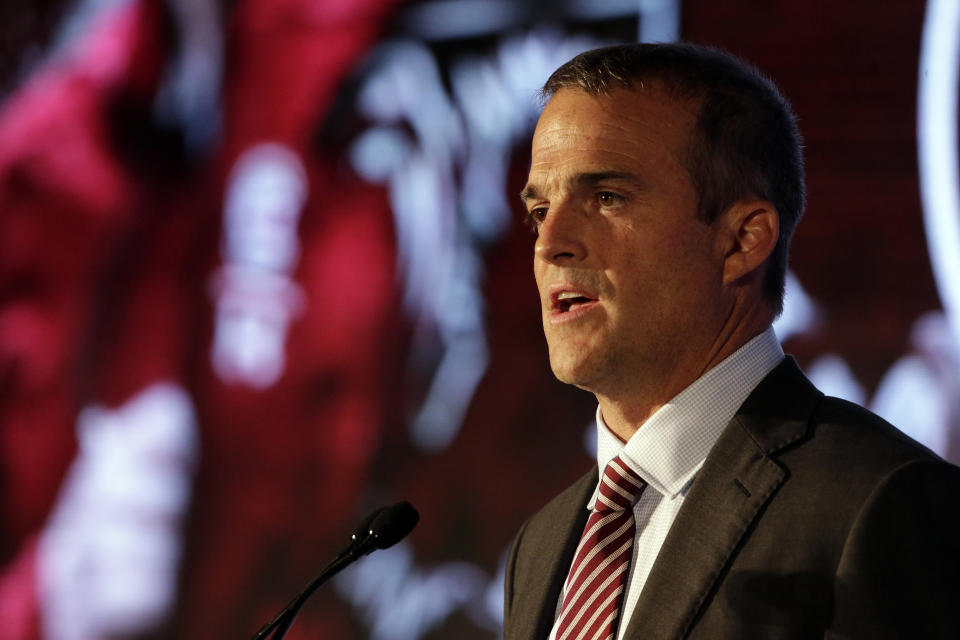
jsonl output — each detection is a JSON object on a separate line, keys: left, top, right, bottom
{"left": 554, "top": 455, "right": 647, "bottom": 640}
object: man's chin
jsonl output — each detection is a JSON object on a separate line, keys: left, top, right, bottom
{"left": 548, "top": 356, "right": 602, "bottom": 392}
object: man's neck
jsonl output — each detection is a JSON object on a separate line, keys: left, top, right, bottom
{"left": 595, "top": 318, "right": 775, "bottom": 441}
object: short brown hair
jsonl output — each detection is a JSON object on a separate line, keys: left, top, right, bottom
{"left": 542, "top": 43, "right": 805, "bottom": 314}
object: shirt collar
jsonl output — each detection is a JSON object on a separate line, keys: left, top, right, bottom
{"left": 590, "top": 326, "right": 785, "bottom": 505}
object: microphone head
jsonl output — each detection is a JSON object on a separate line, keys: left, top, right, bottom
{"left": 350, "top": 506, "right": 387, "bottom": 543}
{"left": 363, "top": 501, "right": 419, "bottom": 553}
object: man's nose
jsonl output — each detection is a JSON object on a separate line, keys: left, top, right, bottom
{"left": 534, "top": 202, "right": 587, "bottom": 264}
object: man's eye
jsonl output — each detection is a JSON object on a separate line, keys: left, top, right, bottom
{"left": 525, "top": 207, "right": 547, "bottom": 231}
{"left": 597, "top": 191, "right": 622, "bottom": 206}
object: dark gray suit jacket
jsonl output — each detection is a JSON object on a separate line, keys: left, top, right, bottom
{"left": 504, "top": 358, "right": 960, "bottom": 639}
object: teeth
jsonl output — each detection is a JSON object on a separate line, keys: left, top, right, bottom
{"left": 557, "top": 291, "right": 584, "bottom": 300}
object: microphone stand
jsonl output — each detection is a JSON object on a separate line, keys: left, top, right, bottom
{"left": 252, "top": 546, "right": 364, "bottom": 639}
{"left": 250, "top": 502, "right": 417, "bottom": 640}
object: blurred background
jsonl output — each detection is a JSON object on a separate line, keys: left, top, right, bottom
{"left": 0, "top": 0, "right": 958, "bottom": 638}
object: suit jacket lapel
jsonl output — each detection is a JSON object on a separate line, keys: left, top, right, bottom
{"left": 621, "top": 357, "right": 822, "bottom": 638}
{"left": 506, "top": 468, "right": 596, "bottom": 640}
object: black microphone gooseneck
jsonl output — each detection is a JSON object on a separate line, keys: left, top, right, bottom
{"left": 250, "top": 501, "right": 419, "bottom": 640}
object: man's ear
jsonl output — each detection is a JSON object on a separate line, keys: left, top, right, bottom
{"left": 719, "top": 200, "right": 779, "bottom": 286}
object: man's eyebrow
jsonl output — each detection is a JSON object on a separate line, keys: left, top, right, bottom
{"left": 519, "top": 171, "right": 644, "bottom": 203}
{"left": 574, "top": 171, "right": 643, "bottom": 187}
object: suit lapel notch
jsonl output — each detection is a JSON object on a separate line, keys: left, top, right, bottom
{"left": 621, "top": 418, "right": 788, "bottom": 638}
{"left": 620, "top": 358, "right": 822, "bottom": 638}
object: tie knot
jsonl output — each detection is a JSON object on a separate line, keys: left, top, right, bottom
{"left": 595, "top": 456, "right": 646, "bottom": 512}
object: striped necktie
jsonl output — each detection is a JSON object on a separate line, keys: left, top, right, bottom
{"left": 554, "top": 455, "right": 647, "bottom": 640}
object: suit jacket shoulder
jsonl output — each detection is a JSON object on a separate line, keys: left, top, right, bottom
{"left": 504, "top": 357, "right": 960, "bottom": 640}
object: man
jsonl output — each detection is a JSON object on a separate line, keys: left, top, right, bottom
{"left": 504, "top": 42, "right": 960, "bottom": 640}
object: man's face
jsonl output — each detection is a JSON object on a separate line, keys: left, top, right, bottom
{"left": 523, "top": 86, "right": 730, "bottom": 398}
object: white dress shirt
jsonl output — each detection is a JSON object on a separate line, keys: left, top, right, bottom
{"left": 548, "top": 326, "right": 785, "bottom": 640}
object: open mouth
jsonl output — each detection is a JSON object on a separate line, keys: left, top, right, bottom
{"left": 553, "top": 290, "right": 599, "bottom": 314}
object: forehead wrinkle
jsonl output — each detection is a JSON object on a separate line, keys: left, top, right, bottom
{"left": 533, "top": 91, "right": 695, "bottom": 169}
{"left": 532, "top": 129, "right": 682, "bottom": 178}
{"left": 574, "top": 171, "right": 645, "bottom": 189}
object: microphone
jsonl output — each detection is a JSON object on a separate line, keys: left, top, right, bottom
{"left": 351, "top": 501, "right": 419, "bottom": 555}
{"left": 349, "top": 505, "right": 387, "bottom": 546}
{"left": 250, "top": 501, "right": 419, "bottom": 640}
